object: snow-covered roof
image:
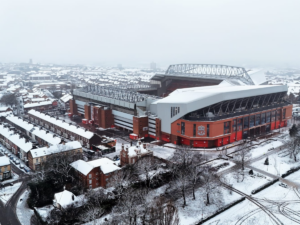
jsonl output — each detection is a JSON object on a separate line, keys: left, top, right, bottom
{"left": 124, "top": 141, "right": 151, "bottom": 157}
{"left": 0, "top": 107, "right": 11, "bottom": 112}
{"left": 28, "top": 110, "right": 94, "bottom": 139}
{"left": 0, "top": 156, "right": 10, "bottom": 166}
{"left": 24, "top": 100, "right": 53, "bottom": 109}
{"left": 60, "top": 94, "right": 73, "bottom": 103}
{"left": 0, "top": 125, "right": 33, "bottom": 152}
{"left": 29, "top": 141, "right": 81, "bottom": 158}
{"left": 150, "top": 85, "right": 288, "bottom": 134}
{"left": 70, "top": 158, "right": 120, "bottom": 175}
{"left": 6, "top": 115, "right": 61, "bottom": 145}
{"left": 54, "top": 190, "right": 83, "bottom": 208}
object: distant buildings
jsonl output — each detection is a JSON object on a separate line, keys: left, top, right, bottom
{"left": 150, "top": 62, "right": 156, "bottom": 71}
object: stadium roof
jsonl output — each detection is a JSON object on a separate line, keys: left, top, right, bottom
{"left": 150, "top": 85, "right": 288, "bottom": 133}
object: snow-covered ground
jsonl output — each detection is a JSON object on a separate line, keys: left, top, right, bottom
{"left": 17, "top": 190, "right": 34, "bottom": 225}
{"left": 149, "top": 145, "right": 175, "bottom": 160}
{"left": 0, "top": 182, "right": 22, "bottom": 204}
{"left": 250, "top": 140, "right": 284, "bottom": 159}
{"left": 36, "top": 205, "right": 54, "bottom": 222}
{"left": 251, "top": 149, "right": 300, "bottom": 176}
{"left": 177, "top": 187, "right": 241, "bottom": 225}
{"left": 223, "top": 171, "right": 272, "bottom": 195}
{"left": 207, "top": 159, "right": 235, "bottom": 173}
{"left": 1, "top": 173, "right": 19, "bottom": 185}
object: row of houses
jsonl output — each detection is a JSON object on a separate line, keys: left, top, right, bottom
{"left": 27, "top": 110, "right": 101, "bottom": 148}
{"left": 5, "top": 114, "right": 62, "bottom": 147}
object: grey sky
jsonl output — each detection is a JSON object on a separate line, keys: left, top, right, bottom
{"left": 0, "top": 0, "right": 299, "bottom": 67}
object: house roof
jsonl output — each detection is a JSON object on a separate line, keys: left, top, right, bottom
{"left": 28, "top": 110, "right": 94, "bottom": 139}
{"left": 0, "top": 125, "right": 33, "bottom": 152}
{"left": 24, "top": 100, "right": 53, "bottom": 109}
{"left": 29, "top": 141, "right": 81, "bottom": 158}
{"left": 6, "top": 115, "right": 61, "bottom": 145}
{"left": 54, "top": 190, "right": 83, "bottom": 208}
{"left": 70, "top": 158, "right": 120, "bottom": 175}
{"left": 0, "top": 156, "right": 10, "bottom": 166}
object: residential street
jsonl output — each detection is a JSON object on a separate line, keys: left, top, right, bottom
{"left": 0, "top": 152, "right": 30, "bottom": 225}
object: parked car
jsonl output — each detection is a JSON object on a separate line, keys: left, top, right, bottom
{"left": 19, "top": 164, "right": 24, "bottom": 169}
{"left": 15, "top": 160, "right": 20, "bottom": 165}
{"left": 279, "top": 183, "right": 288, "bottom": 188}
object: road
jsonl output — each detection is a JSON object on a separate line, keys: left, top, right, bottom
{"left": 0, "top": 151, "right": 29, "bottom": 225}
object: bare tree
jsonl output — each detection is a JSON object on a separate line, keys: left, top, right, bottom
{"left": 285, "top": 136, "right": 300, "bottom": 162}
{"left": 199, "top": 165, "right": 222, "bottom": 205}
{"left": 107, "top": 164, "right": 137, "bottom": 199}
{"left": 134, "top": 156, "right": 163, "bottom": 193}
{"left": 146, "top": 197, "right": 180, "bottom": 225}
{"left": 77, "top": 204, "right": 104, "bottom": 225}
{"left": 234, "top": 140, "right": 251, "bottom": 181}
{"left": 111, "top": 187, "right": 147, "bottom": 225}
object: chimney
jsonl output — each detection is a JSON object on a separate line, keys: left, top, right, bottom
{"left": 138, "top": 140, "right": 141, "bottom": 146}
{"left": 143, "top": 143, "right": 146, "bottom": 149}
{"left": 121, "top": 143, "right": 124, "bottom": 151}
{"left": 125, "top": 146, "right": 128, "bottom": 151}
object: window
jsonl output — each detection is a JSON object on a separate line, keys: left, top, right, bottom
{"left": 243, "top": 117, "right": 249, "bottom": 129}
{"left": 132, "top": 158, "right": 135, "bottom": 164}
{"left": 271, "top": 111, "right": 276, "bottom": 122}
{"left": 207, "top": 124, "right": 210, "bottom": 137}
{"left": 181, "top": 122, "right": 185, "bottom": 135}
{"left": 261, "top": 113, "right": 266, "bottom": 124}
{"left": 224, "top": 122, "right": 230, "bottom": 134}
{"left": 232, "top": 119, "right": 237, "bottom": 132}
{"left": 249, "top": 115, "right": 255, "bottom": 128}
{"left": 36, "top": 158, "right": 38, "bottom": 163}
{"left": 255, "top": 114, "right": 261, "bottom": 126}
{"left": 193, "top": 124, "right": 196, "bottom": 137}
{"left": 276, "top": 109, "right": 281, "bottom": 121}
{"left": 89, "top": 180, "right": 92, "bottom": 184}
{"left": 237, "top": 119, "right": 243, "bottom": 131}
{"left": 283, "top": 108, "right": 286, "bottom": 119}
{"left": 171, "top": 107, "right": 180, "bottom": 118}
{"left": 89, "top": 174, "right": 92, "bottom": 178}
{"left": 266, "top": 112, "right": 271, "bottom": 123}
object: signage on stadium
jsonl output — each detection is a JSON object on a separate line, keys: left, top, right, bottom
{"left": 198, "top": 125, "right": 205, "bottom": 136}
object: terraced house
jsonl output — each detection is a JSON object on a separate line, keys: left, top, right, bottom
{"left": 0, "top": 156, "right": 11, "bottom": 181}
{"left": 27, "top": 110, "right": 101, "bottom": 149}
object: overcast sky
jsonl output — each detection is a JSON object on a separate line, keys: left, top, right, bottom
{"left": 0, "top": 0, "right": 299, "bottom": 68}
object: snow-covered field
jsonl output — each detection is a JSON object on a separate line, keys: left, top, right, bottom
{"left": 177, "top": 187, "right": 241, "bottom": 225}
{"left": 17, "top": 190, "right": 34, "bottom": 225}
{"left": 251, "top": 150, "right": 300, "bottom": 176}
{"left": 223, "top": 171, "right": 272, "bottom": 195}
{"left": 0, "top": 182, "right": 22, "bottom": 204}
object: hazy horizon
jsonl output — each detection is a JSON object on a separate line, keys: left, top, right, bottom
{"left": 1, "top": 0, "right": 299, "bottom": 68}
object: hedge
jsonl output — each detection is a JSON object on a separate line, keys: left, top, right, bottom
{"left": 281, "top": 165, "right": 300, "bottom": 178}
{"left": 251, "top": 178, "right": 279, "bottom": 195}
